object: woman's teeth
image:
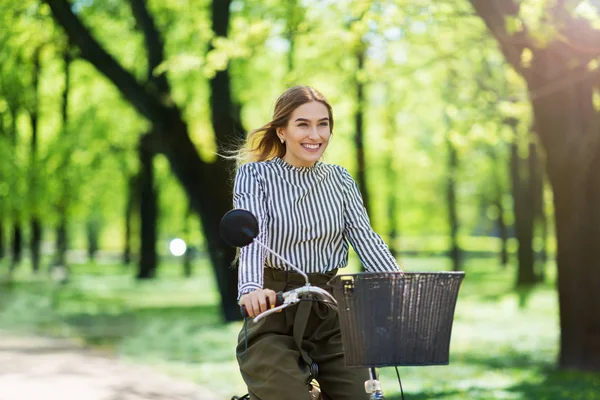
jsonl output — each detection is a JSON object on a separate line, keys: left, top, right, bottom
{"left": 302, "top": 144, "right": 320, "bottom": 150}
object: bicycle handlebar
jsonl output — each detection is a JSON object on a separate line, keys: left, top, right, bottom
{"left": 240, "top": 291, "right": 285, "bottom": 318}
{"left": 240, "top": 285, "right": 338, "bottom": 322}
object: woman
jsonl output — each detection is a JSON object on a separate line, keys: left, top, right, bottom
{"left": 232, "top": 85, "right": 401, "bottom": 400}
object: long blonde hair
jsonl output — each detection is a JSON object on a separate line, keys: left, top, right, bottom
{"left": 232, "top": 85, "right": 334, "bottom": 167}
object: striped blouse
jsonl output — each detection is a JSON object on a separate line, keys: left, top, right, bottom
{"left": 233, "top": 156, "right": 401, "bottom": 298}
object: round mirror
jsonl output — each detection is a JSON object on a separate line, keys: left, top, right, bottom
{"left": 220, "top": 209, "right": 259, "bottom": 247}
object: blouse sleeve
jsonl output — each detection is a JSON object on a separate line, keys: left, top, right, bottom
{"left": 341, "top": 167, "right": 401, "bottom": 273}
{"left": 233, "top": 163, "right": 269, "bottom": 299}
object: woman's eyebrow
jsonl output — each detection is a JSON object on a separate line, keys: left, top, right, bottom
{"left": 294, "top": 117, "right": 330, "bottom": 122}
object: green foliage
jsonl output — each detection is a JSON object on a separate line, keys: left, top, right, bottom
{"left": 0, "top": 0, "right": 555, "bottom": 257}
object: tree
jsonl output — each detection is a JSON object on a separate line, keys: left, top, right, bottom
{"left": 472, "top": 0, "right": 600, "bottom": 371}
{"left": 45, "top": 0, "right": 240, "bottom": 321}
{"left": 28, "top": 46, "right": 43, "bottom": 273}
{"left": 137, "top": 132, "right": 158, "bottom": 279}
{"left": 54, "top": 46, "right": 72, "bottom": 268}
{"left": 444, "top": 108, "right": 461, "bottom": 271}
{"left": 509, "top": 133, "right": 538, "bottom": 285}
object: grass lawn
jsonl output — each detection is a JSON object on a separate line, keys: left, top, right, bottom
{"left": 1, "top": 255, "right": 599, "bottom": 399}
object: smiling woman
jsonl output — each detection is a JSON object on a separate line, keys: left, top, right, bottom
{"left": 226, "top": 85, "right": 403, "bottom": 399}
{"left": 230, "top": 85, "right": 334, "bottom": 167}
{"left": 276, "top": 101, "right": 332, "bottom": 168}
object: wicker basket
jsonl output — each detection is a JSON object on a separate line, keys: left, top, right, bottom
{"left": 329, "top": 272, "right": 465, "bottom": 367}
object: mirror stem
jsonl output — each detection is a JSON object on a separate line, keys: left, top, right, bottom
{"left": 253, "top": 239, "right": 310, "bottom": 285}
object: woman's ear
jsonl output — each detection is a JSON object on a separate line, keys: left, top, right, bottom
{"left": 276, "top": 128, "right": 285, "bottom": 143}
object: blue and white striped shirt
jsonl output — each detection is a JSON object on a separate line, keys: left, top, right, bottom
{"left": 233, "top": 157, "right": 401, "bottom": 297}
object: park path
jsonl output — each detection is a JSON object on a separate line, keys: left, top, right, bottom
{"left": 0, "top": 333, "right": 221, "bottom": 400}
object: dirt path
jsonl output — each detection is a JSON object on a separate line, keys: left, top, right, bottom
{"left": 0, "top": 334, "right": 221, "bottom": 400}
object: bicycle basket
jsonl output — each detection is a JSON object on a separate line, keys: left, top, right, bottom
{"left": 329, "top": 272, "right": 465, "bottom": 367}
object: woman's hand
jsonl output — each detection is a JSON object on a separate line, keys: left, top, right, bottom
{"left": 239, "top": 288, "right": 278, "bottom": 318}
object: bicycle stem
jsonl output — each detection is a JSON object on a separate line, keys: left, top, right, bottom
{"left": 366, "top": 367, "right": 385, "bottom": 399}
{"left": 253, "top": 238, "right": 310, "bottom": 285}
{"left": 369, "top": 367, "right": 377, "bottom": 381}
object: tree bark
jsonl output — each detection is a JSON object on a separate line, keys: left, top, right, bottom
{"left": 531, "top": 59, "right": 600, "bottom": 370}
{"left": 0, "top": 111, "right": 4, "bottom": 261}
{"left": 530, "top": 141, "right": 547, "bottom": 280}
{"left": 446, "top": 129, "right": 461, "bottom": 271}
{"left": 182, "top": 207, "right": 192, "bottom": 278}
{"left": 472, "top": 0, "right": 600, "bottom": 370}
{"left": 55, "top": 45, "right": 71, "bottom": 268}
{"left": 285, "top": 0, "right": 297, "bottom": 77}
{"left": 551, "top": 153, "right": 600, "bottom": 371}
{"left": 29, "top": 46, "right": 42, "bottom": 273}
{"left": 30, "top": 220, "right": 42, "bottom": 272}
{"left": 443, "top": 106, "right": 461, "bottom": 271}
{"left": 46, "top": 0, "right": 242, "bottom": 321}
{"left": 493, "top": 184, "right": 509, "bottom": 267}
{"left": 0, "top": 220, "right": 4, "bottom": 261}
{"left": 9, "top": 223, "right": 22, "bottom": 272}
{"left": 486, "top": 146, "right": 509, "bottom": 267}
{"left": 385, "top": 156, "right": 399, "bottom": 259}
{"left": 537, "top": 193, "right": 548, "bottom": 279}
{"left": 354, "top": 47, "right": 370, "bottom": 218}
{"left": 384, "top": 89, "right": 399, "bottom": 259}
{"left": 8, "top": 106, "right": 22, "bottom": 272}
{"left": 123, "top": 175, "right": 138, "bottom": 265}
{"left": 86, "top": 219, "right": 100, "bottom": 263}
{"left": 510, "top": 141, "right": 536, "bottom": 286}
{"left": 137, "top": 133, "right": 157, "bottom": 279}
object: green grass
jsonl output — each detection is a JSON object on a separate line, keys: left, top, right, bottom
{"left": 1, "top": 256, "right": 598, "bottom": 399}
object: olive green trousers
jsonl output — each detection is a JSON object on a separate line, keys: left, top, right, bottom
{"left": 236, "top": 268, "right": 370, "bottom": 400}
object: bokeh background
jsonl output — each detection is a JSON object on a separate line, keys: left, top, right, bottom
{"left": 1, "top": 0, "right": 600, "bottom": 399}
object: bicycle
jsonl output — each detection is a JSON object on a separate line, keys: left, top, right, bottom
{"left": 221, "top": 209, "right": 464, "bottom": 400}
{"left": 222, "top": 209, "right": 393, "bottom": 400}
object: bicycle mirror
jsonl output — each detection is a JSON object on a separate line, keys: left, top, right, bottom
{"left": 220, "top": 209, "right": 259, "bottom": 247}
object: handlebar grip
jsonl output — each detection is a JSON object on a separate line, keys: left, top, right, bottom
{"left": 240, "top": 291, "right": 284, "bottom": 318}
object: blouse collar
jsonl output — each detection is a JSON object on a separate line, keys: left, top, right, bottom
{"left": 272, "top": 157, "right": 322, "bottom": 172}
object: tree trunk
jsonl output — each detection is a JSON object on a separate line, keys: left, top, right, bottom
{"left": 8, "top": 106, "right": 21, "bottom": 272}
{"left": 55, "top": 221, "right": 67, "bottom": 266}
{"left": 30, "top": 220, "right": 42, "bottom": 272}
{"left": 386, "top": 172, "right": 398, "bottom": 259}
{"left": 551, "top": 159, "right": 600, "bottom": 371}
{"left": 123, "top": 175, "right": 137, "bottom": 265}
{"left": 488, "top": 144, "right": 509, "bottom": 267}
{"left": 285, "top": 0, "right": 298, "bottom": 81}
{"left": 182, "top": 208, "right": 192, "bottom": 278}
{"left": 0, "top": 219, "right": 4, "bottom": 261}
{"left": 446, "top": 129, "right": 461, "bottom": 271}
{"left": 354, "top": 47, "right": 370, "bottom": 217}
{"left": 385, "top": 89, "right": 399, "bottom": 259}
{"left": 137, "top": 133, "right": 157, "bottom": 280}
{"left": 0, "top": 113, "right": 5, "bottom": 262}
{"left": 86, "top": 218, "right": 100, "bottom": 263}
{"left": 471, "top": 0, "right": 600, "bottom": 370}
{"left": 494, "top": 187, "right": 509, "bottom": 267}
{"left": 510, "top": 141, "right": 536, "bottom": 286}
{"left": 9, "top": 223, "right": 22, "bottom": 272}
{"left": 530, "top": 141, "right": 547, "bottom": 281}
{"left": 531, "top": 59, "right": 600, "bottom": 371}
{"left": 537, "top": 197, "right": 548, "bottom": 280}
{"left": 29, "top": 46, "right": 42, "bottom": 273}
{"left": 55, "top": 45, "right": 71, "bottom": 268}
